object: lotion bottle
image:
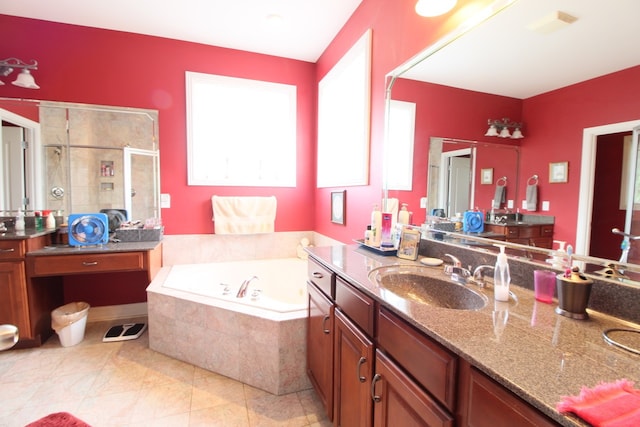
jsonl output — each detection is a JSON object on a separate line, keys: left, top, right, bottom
{"left": 371, "top": 205, "right": 382, "bottom": 247}
{"left": 398, "top": 203, "right": 410, "bottom": 225}
{"left": 493, "top": 244, "right": 511, "bottom": 302}
{"left": 46, "top": 211, "right": 56, "bottom": 229}
{"left": 15, "top": 209, "right": 25, "bottom": 231}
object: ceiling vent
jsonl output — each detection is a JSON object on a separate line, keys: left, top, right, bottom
{"left": 527, "top": 11, "right": 578, "bottom": 35}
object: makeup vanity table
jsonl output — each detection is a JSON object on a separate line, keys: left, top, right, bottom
{"left": 0, "top": 230, "right": 162, "bottom": 347}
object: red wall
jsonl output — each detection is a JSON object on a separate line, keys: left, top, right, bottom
{"left": 0, "top": 14, "right": 316, "bottom": 235}
{"left": 520, "top": 65, "right": 640, "bottom": 246}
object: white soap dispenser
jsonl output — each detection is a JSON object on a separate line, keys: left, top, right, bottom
{"left": 15, "top": 208, "right": 25, "bottom": 231}
{"left": 493, "top": 244, "right": 511, "bottom": 302}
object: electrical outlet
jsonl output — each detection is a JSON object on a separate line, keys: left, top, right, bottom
{"left": 521, "top": 200, "right": 527, "bottom": 210}
{"left": 542, "top": 201, "right": 550, "bottom": 211}
{"left": 160, "top": 193, "right": 171, "bottom": 208}
{"left": 507, "top": 200, "right": 514, "bottom": 209}
{"left": 420, "top": 197, "right": 427, "bottom": 208}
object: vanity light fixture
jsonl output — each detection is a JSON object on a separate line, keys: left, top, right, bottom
{"left": 485, "top": 118, "right": 524, "bottom": 139}
{"left": 415, "top": 0, "right": 457, "bottom": 17}
{"left": 0, "top": 58, "right": 40, "bottom": 89}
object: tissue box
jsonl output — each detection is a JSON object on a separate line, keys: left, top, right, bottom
{"left": 115, "top": 227, "right": 164, "bottom": 242}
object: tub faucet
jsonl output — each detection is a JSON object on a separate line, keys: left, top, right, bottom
{"left": 236, "top": 275, "right": 258, "bottom": 298}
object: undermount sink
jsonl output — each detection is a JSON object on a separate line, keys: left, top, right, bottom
{"left": 368, "top": 265, "right": 488, "bottom": 311}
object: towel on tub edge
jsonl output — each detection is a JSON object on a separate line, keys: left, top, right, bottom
{"left": 212, "top": 195, "right": 277, "bottom": 234}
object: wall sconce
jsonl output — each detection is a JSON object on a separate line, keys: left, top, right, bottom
{"left": 415, "top": 0, "right": 457, "bottom": 17}
{"left": 0, "top": 58, "right": 40, "bottom": 89}
{"left": 485, "top": 118, "right": 524, "bottom": 139}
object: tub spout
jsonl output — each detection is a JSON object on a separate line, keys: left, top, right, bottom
{"left": 237, "top": 275, "right": 258, "bottom": 298}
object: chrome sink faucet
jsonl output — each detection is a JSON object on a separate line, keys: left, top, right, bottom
{"left": 470, "top": 265, "right": 495, "bottom": 288}
{"left": 443, "top": 254, "right": 471, "bottom": 284}
{"left": 236, "top": 275, "right": 258, "bottom": 298}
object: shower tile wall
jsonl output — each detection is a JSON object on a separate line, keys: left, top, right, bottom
{"left": 40, "top": 104, "right": 157, "bottom": 219}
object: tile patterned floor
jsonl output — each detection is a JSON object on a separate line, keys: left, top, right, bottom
{"left": 0, "top": 318, "right": 331, "bottom": 427}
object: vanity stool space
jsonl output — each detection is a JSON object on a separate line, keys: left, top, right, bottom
{"left": 1, "top": 232, "right": 162, "bottom": 348}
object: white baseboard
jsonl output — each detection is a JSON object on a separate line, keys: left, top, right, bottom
{"left": 87, "top": 302, "right": 148, "bottom": 323}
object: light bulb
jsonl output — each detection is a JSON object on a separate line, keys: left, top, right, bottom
{"left": 415, "top": 0, "right": 457, "bottom": 17}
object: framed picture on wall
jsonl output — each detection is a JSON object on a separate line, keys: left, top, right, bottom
{"left": 331, "top": 190, "right": 346, "bottom": 224}
{"left": 549, "top": 161, "right": 568, "bottom": 183}
{"left": 481, "top": 168, "right": 493, "bottom": 184}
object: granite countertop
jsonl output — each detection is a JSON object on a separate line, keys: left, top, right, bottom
{"left": 27, "top": 241, "right": 161, "bottom": 256}
{"left": 0, "top": 228, "right": 57, "bottom": 240}
{"left": 307, "top": 244, "right": 640, "bottom": 427}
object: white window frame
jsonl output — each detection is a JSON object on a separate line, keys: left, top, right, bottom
{"left": 385, "top": 100, "right": 416, "bottom": 190}
{"left": 186, "top": 71, "right": 297, "bottom": 187}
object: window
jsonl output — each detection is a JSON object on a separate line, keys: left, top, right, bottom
{"left": 317, "top": 30, "right": 372, "bottom": 187}
{"left": 186, "top": 72, "right": 297, "bottom": 187}
{"left": 385, "top": 100, "right": 416, "bottom": 190}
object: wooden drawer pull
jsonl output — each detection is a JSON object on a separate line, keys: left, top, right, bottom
{"left": 0, "top": 248, "right": 15, "bottom": 253}
{"left": 371, "top": 374, "right": 382, "bottom": 403}
{"left": 312, "top": 271, "right": 324, "bottom": 279}
{"left": 357, "top": 356, "right": 367, "bottom": 383}
{"left": 82, "top": 261, "right": 99, "bottom": 266}
{"left": 322, "top": 314, "right": 331, "bottom": 334}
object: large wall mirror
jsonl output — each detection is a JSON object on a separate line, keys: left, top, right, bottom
{"left": 0, "top": 97, "right": 160, "bottom": 222}
{"left": 383, "top": 0, "right": 640, "bottom": 286}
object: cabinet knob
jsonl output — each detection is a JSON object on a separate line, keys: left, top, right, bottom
{"left": 82, "top": 261, "right": 99, "bottom": 266}
{"left": 312, "top": 271, "right": 324, "bottom": 279}
{"left": 0, "top": 248, "right": 15, "bottom": 253}
{"left": 371, "top": 374, "right": 382, "bottom": 403}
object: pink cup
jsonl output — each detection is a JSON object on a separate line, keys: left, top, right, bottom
{"left": 534, "top": 270, "right": 556, "bottom": 303}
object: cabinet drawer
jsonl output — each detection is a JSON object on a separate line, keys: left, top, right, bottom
{"left": 540, "top": 225, "right": 554, "bottom": 237}
{"left": 377, "top": 307, "right": 457, "bottom": 412}
{"left": 30, "top": 252, "right": 145, "bottom": 276}
{"left": 504, "top": 227, "right": 519, "bottom": 238}
{"left": 335, "top": 276, "right": 375, "bottom": 336}
{"left": 0, "top": 240, "right": 25, "bottom": 260}
{"left": 517, "top": 225, "right": 540, "bottom": 238}
{"left": 308, "top": 257, "right": 334, "bottom": 298}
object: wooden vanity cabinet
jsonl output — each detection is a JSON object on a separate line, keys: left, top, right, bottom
{"left": 307, "top": 281, "right": 335, "bottom": 420}
{"left": 306, "top": 257, "right": 336, "bottom": 420}
{"left": 484, "top": 223, "right": 554, "bottom": 248}
{"left": 0, "top": 236, "right": 52, "bottom": 345}
{"left": 457, "top": 360, "right": 558, "bottom": 427}
{"left": 334, "top": 277, "right": 376, "bottom": 426}
{"left": 334, "top": 308, "right": 374, "bottom": 427}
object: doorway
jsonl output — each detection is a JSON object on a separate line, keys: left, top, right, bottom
{"left": 576, "top": 120, "right": 640, "bottom": 261}
{"left": 438, "top": 148, "right": 474, "bottom": 217}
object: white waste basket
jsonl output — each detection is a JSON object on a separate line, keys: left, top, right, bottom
{"left": 51, "top": 302, "right": 90, "bottom": 347}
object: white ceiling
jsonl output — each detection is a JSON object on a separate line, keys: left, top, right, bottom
{"left": 0, "top": 0, "right": 363, "bottom": 63}
{"left": 399, "top": 0, "right": 640, "bottom": 99}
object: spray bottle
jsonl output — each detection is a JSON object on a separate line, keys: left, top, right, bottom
{"left": 493, "top": 244, "right": 511, "bottom": 302}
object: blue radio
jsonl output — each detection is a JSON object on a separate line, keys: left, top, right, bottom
{"left": 463, "top": 211, "right": 484, "bottom": 233}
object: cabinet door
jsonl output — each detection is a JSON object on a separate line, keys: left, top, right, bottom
{"left": 373, "top": 350, "right": 454, "bottom": 427}
{"left": 334, "top": 309, "right": 374, "bottom": 427}
{"left": 457, "top": 361, "right": 559, "bottom": 427}
{"left": 307, "top": 282, "right": 334, "bottom": 420}
{"left": 0, "top": 261, "right": 30, "bottom": 340}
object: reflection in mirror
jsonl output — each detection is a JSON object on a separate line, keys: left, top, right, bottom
{"left": 427, "top": 137, "right": 519, "bottom": 218}
{"left": 0, "top": 98, "right": 160, "bottom": 222}
{"left": 383, "top": 0, "right": 640, "bottom": 287}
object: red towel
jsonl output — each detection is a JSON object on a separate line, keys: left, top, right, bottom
{"left": 557, "top": 379, "right": 640, "bottom": 427}
{"left": 25, "top": 412, "right": 91, "bottom": 427}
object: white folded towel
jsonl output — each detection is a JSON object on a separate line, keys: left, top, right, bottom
{"left": 526, "top": 184, "right": 538, "bottom": 211}
{"left": 212, "top": 196, "right": 277, "bottom": 234}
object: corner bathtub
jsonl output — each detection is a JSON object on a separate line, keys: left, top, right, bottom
{"left": 146, "top": 258, "right": 311, "bottom": 395}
